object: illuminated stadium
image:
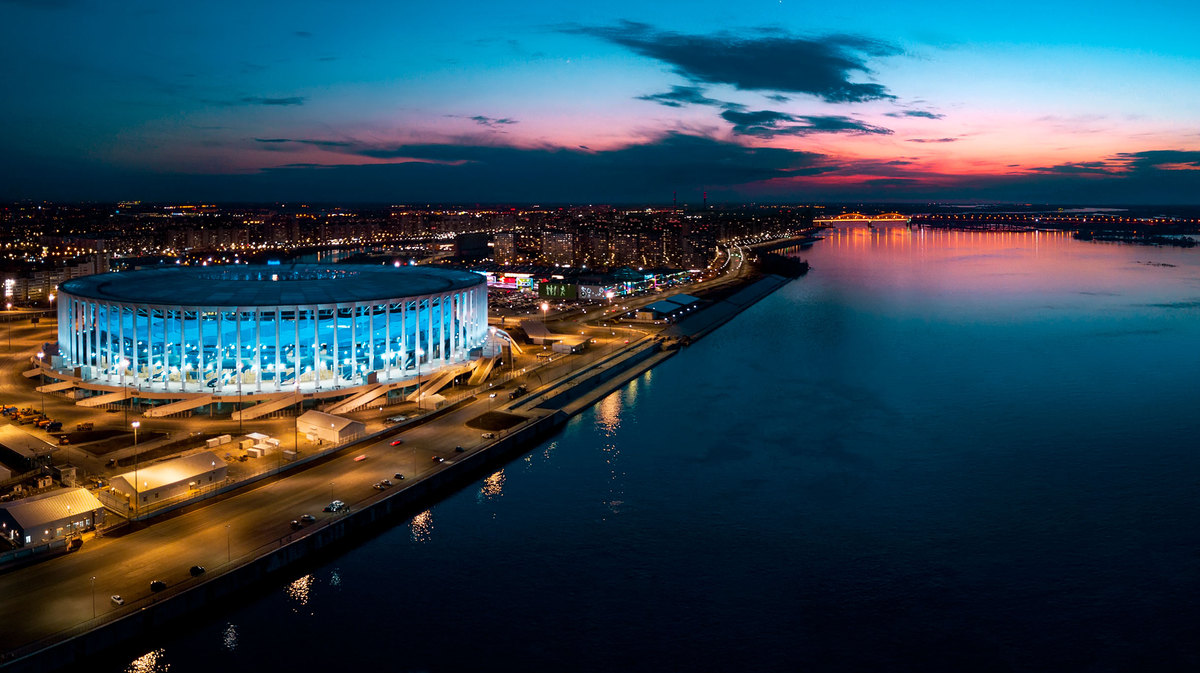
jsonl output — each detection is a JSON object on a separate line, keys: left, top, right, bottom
{"left": 55, "top": 264, "right": 488, "bottom": 396}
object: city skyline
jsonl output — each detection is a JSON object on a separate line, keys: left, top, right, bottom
{"left": 3, "top": 1, "right": 1200, "bottom": 203}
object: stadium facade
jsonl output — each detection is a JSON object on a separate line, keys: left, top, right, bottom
{"left": 55, "top": 264, "right": 487, "bottom": 395}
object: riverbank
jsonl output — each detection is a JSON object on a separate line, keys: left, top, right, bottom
{"left": 1, "top": 264, "right": 803, "bottom": 672}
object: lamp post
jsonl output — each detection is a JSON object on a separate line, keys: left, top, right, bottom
{"left": 5, "top": 302, "right": 11, "bottom": 352}
{"left": 131, "top": 421, "right": 140, "bottom": 518}
{"left": 121, "top": 359, "right": 129, "bottom": 427}
{"left": 36, "top": 351, "right": 44, "bottom": 414}
{"left": 90, "top": 576, "right": 96, "bottom": 619}
{"left": 225, "top": 524, "right": 231, "bottom": 563}
{"left": 541, "top": 302, "right": 549, "bottom": 328}
{"left": 415, "top": 348, "right": 424, "bottom": 412}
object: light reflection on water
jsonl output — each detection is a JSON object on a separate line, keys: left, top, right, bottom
{"left": 479, "top": 469, "right": 505, "bottom": 500}
{"left": 285, "top": 574, "right": 314, "bottom": 612}
{"left": 410, "top": 510, "right": 433, "bottom": 543}
{"left": 220, "top": 623, "right": 237, "bottom": 652}
{"left": 125, "top": 648, "right": 168, "bottom": 673}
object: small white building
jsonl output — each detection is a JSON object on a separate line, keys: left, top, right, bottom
{"left": 0, "top": 487, "right": 105, "bottom": 547}
{"left": 297, "top": 410, "right": 365, "bottom": 444}
{"left": 110, "top": 451, "right": 227, "bottom": 510}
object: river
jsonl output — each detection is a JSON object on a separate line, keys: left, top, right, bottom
{"left": 108, "top": 227, "right": 1200, "bottom": 672}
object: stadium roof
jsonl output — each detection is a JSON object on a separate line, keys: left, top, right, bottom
{"left": 60, "top": 263, "right": 485, "bottom": 306}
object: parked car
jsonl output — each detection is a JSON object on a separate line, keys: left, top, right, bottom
{"left": 454, "top": 445, "right": 465, "bottom": 452}
{"left": 150, "top": 580, "right": 167, "bottom": 592}
{"left": 299, "top": 514, "right": 316, "bottom": 524}
{"left": 390, "top": 439, "right": 404, "bottom": 446}
{"left": 111, "top": 595, "right": 124, "bottom": 606}
{"left": 290, "top": 519, "right": 302, "bottom": 529}
{"left": 189, "top": 565, "right": 205, "bottom": 577}
{"left": 353, "top": 454, "right": 368, "bottom": 462}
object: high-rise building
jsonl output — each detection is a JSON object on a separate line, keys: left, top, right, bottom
{"left": 541, "top": 230, "right": 575, "bottom": 266}
{"left": 494, "top": 232, "right": 516, "bottom": 264}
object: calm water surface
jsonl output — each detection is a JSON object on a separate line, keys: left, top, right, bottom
{"left": 113, "top": 229, "right": 1200, "bottom": 672}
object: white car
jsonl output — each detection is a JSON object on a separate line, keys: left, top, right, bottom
{"left": 481, "top": 432, "right": 496, "bottom": 439}
{"left": 111, "top": 595, "right": 124, "bottom": 606}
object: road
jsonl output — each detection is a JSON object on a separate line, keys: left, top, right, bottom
{"left": 0, "top": 389, "right": 536, "bottom": 654}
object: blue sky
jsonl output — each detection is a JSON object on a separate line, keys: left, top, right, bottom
{"left": 3, "top": 0, "right": 1200, "bottom": 203}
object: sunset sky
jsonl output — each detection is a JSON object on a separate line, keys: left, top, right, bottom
{"left": 3, "top": 0, "right": 1200, "bottom": 203}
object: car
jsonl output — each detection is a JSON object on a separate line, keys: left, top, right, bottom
{"left": 481, "top": 432, "right": 496, "bottom": 439}
{"left": 387, "top": 415, "right": 408, "bottom": 423}
{"left": 380, "top": 479, "right": 392, "bottom": 487}
{"left": 373, "top": 482, "right": 386, "bottom": 490}
{"left": 354, "top": 454, "right": 368, "bottom": 462}
{"left": 323, "top": 500, "right": 347, "bottom": 513}
{"left": 189, "top": 565, "right": 205, "bottom": 577}
{"left": 431, "top": 456, "right": 445, "bottom": 463}
{"left": 290, "top": 519, "right": 302, "bottom": 529}
{"left": 150, "top": 580, "right": 167, "bottom": 592}
{"left": 111, "top": 595, "right": 124, "bottom": 606}
{"left": 394, "top": 473, "right": 405, "bottom": 480}
{"left": 455, "top": 445, "right": 465, "bottom": 453}
{"left": 299, "top": 514, "right": 316, "bottom": 524}
{"left": 390, "top": 439, "right": 404, "bottom": 446}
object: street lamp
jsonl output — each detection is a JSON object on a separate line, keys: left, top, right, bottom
{"left": 90, "top": 576, "right": 96, "bottom": 619}
{"left": 225, "top": 524, "right": 231, "bottom": 563}
{"left": 132, "top": 421, "right": 140, "bottom": 517}
{"left": 415, "top": 348, "right": 424, "bottom": 411}
{"left": 36, "top": 351, "right": 44, "bottom": 414}
{"left": 541, "top": 302, "right": 549, "bottom": 328}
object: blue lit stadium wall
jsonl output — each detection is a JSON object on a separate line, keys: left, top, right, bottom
{"left": 56, "top": 264, "right": 488, "bottom": 395}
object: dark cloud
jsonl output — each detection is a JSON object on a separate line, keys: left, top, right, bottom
{"left": 567, "top": 21, "right": 898, "bottom": 103}
{"left": 10, "top": 133, "right": 829, "bottom": 203}
{"left": 469, "top": 115, "right": 518, "bottom": 128}
{"left": 907, "top": 137, "right": 957, "bottom": 143}
{"left": 240, "top": 96, "right": 305, "bottom": 106}
{"left": 1029, "top": 161, "right": 1116, "bottom": 175}
{"left": 1115, "top": 150, "right": 1200, "bottom": 170}
{"left": 885, "top": 110, "right": 944, "bottom": 119}
{"left": 721, "top": 109, "right": 892, "bottom": 137}
{"left": 253, "top": 138, "right": 353, "bottom": 148}
{"left": 636, "top": 85, "right": 723, "bottom": 108}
